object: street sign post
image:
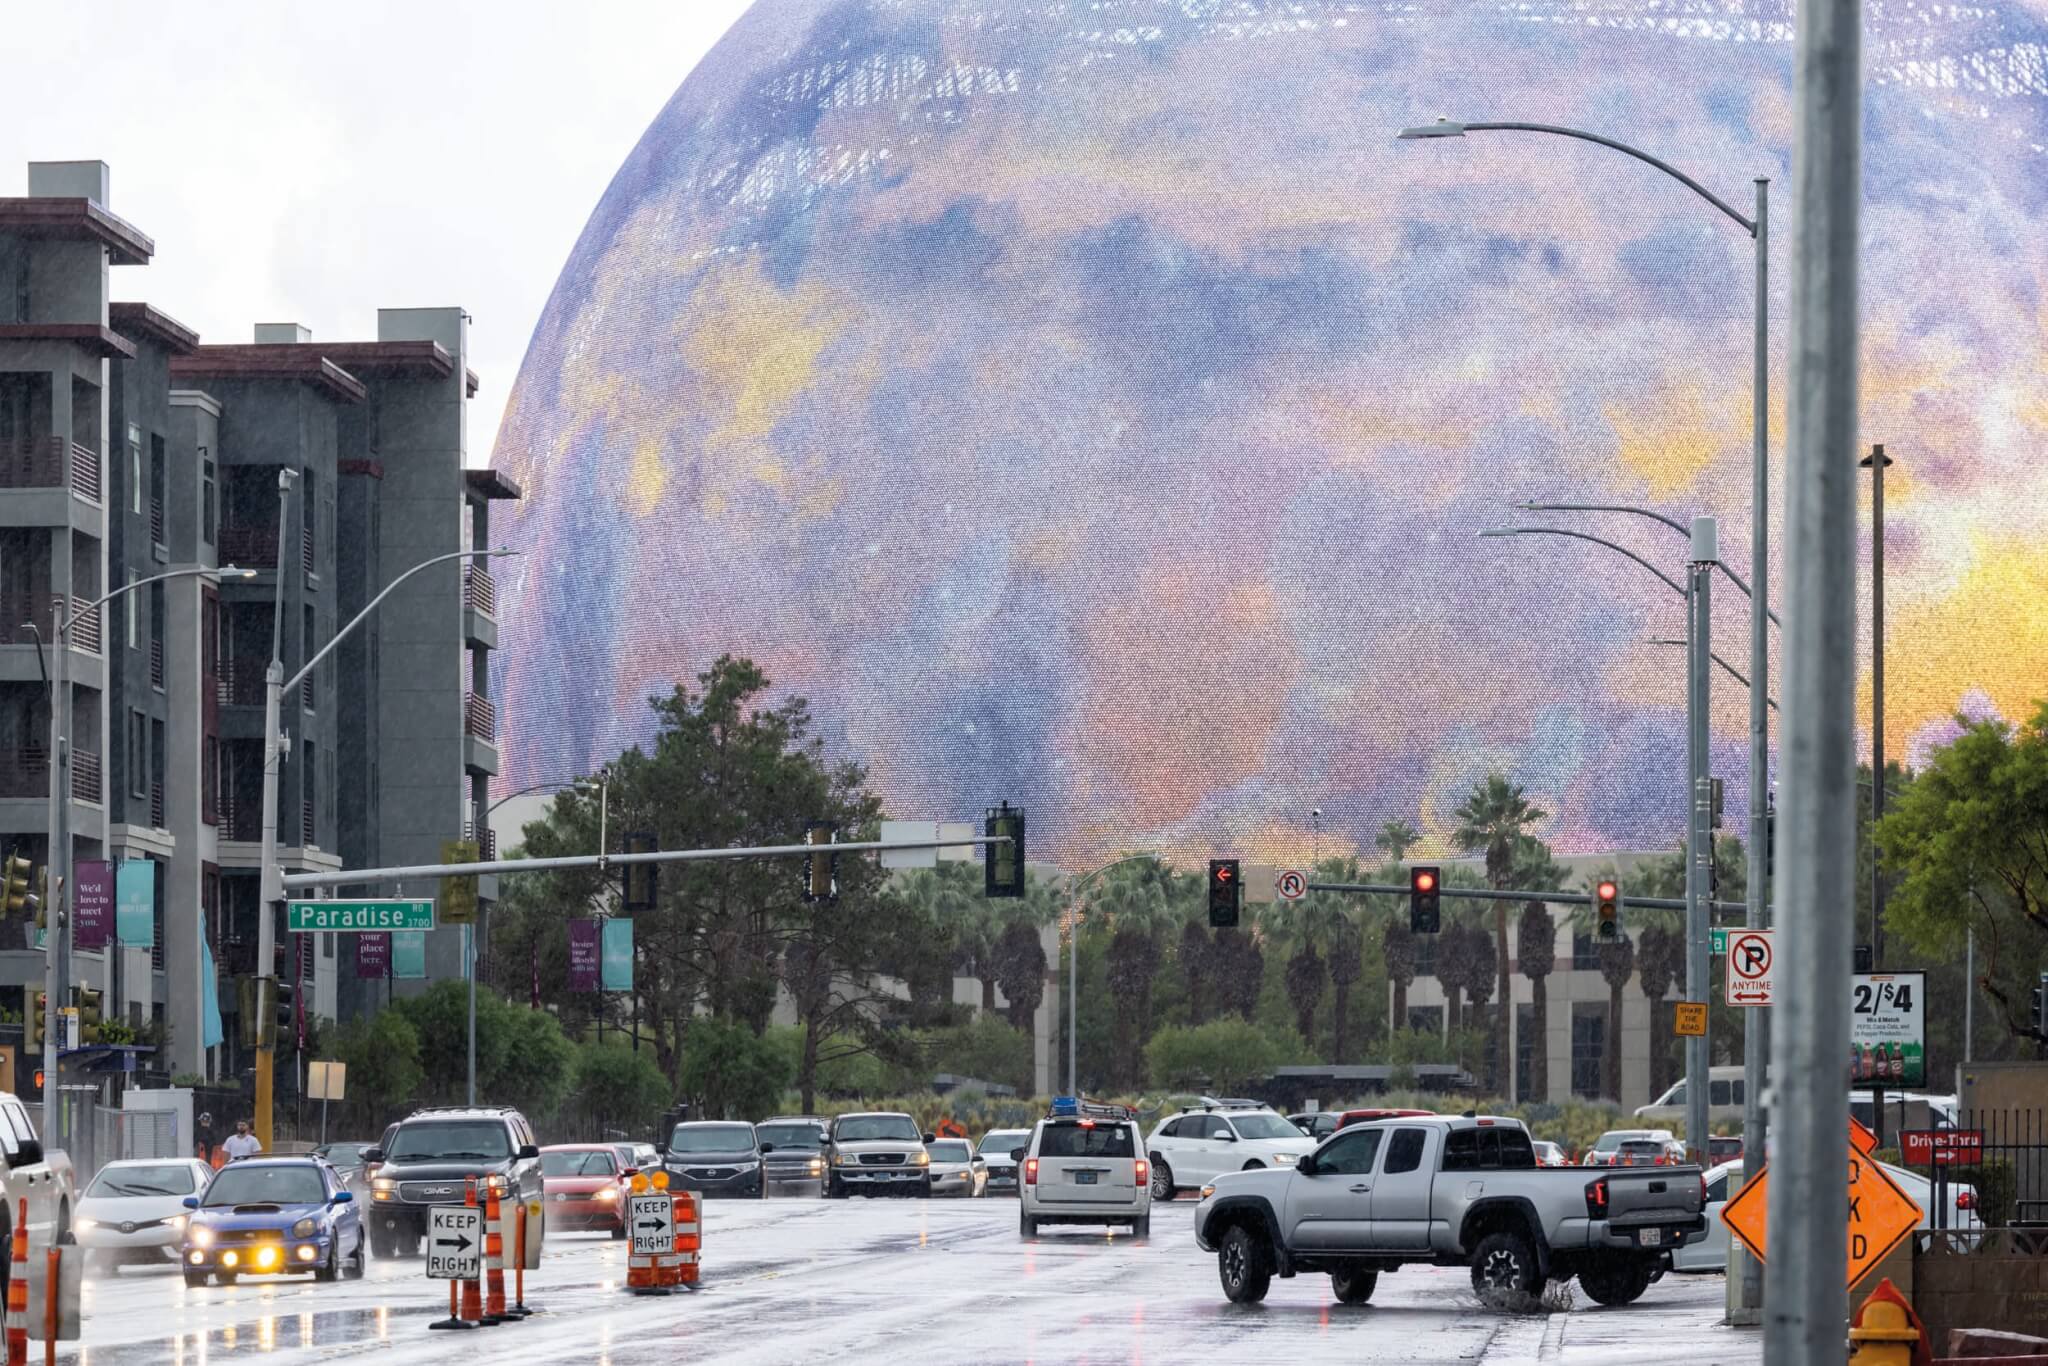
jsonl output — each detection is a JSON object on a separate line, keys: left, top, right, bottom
{"left": 628, "top": 1193, "right": 674, "bottom": 1256}
{"left": 1851, "top": 971, "right": 1926, "bottom": 1089}
{"left": 1674, "top": 1002, "right": 1709, "bottom": 1037}
{"left": 1724, "top": 928, "right": 1775, "bottom": 1006}
{"left": 426, "top": 1206, "right": 483, "bottom": 1281}
{"left": 1901, "top": 1129, "right": 1983, "bottom": 1167}
{"left": 1275, "top": 869, "right": 1307, "bottom": 902}
{"left": 287, "top": 899, "right": 435, "bottom": 933}
{"left": 1721, "top": 1133, "right": 1922, "bottom": 1289}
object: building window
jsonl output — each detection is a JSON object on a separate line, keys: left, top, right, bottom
{"left": 1571, "top": 930, "right": 1600, "bottom": 971}
{"left": 202, "top": 736, "right": 219, "bottom": 825}
{"left": 201, "top": 454, "right": 216, "bottom": 547}
{"left": 128, "top": 709, "right": 147, "bottom": 799}
{"left": 150, "top": 433, "right": 165, "bottom": 544}
{"left": 125, "top": 571, "right": 139, "bottom": 650}
{"left": 302, "top": 740, "right": 316, "bottom": 844}
{"left": 129, "top": 424, "right": 143, "bottom": 515}
{"left": 1572, "top": 1004, "right": 1607, "bottom": 1100}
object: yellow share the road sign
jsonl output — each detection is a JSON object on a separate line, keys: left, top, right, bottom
{"left": 1720, "top": 1127, "right": 1922, "bottom": 1289}
{"left": 1673, "top": 1002, "right": 1709, "bottom": 1037}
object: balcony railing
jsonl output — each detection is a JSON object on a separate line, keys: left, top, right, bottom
{"left": 462, "top": 822, "right": 499, "bottom": 862}
{"left": 69, "top": 442, "right": 99, "bottom": 502}
{"left": 71, "top": 749, "right": 101, "bottom": 804}
{"left": 464, "top": 692, "right": 496, "bottom": 743}
{"left": 0, "top": 750, "right": 49, "bottom": 799}
{"left": 223, "top": 802, "right": 260, "bottom": 842}
{"left": 302, "top": 527, "right": 314, "bottom": 576}
{"left": 150, "top": 779, "right": 165, "bottom": 830}
{"left": 463, "top": 567, "right": 497, "bottom": 617}
{"left": 301, "top": 801, "right": 315, "bottom": 847}
{"left": 219, "top": 525, "right": 278, "bottom": 568}
{"left": 302, "top": 664, "right": 316, "bottom": 713}
{"left": 0, "top": 437, "right": 67, "bottom": 490}
{"left": 150, "top": 495, "right": 165, "bottom": 546}
{"left": 68, "top": 598, "right": 100, "bottom": 655}
{"left": 150, "top": 636, "right": 165, "bottom": 690}
{"left": 218, "top": 656, "right": 268, "bottom": 707}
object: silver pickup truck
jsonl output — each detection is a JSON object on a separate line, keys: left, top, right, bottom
{"left": 1193, "top": 1114, "right": 1704, "bottom": 1308}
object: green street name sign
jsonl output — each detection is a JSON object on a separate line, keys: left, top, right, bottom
{"left": 287, "top": 899, "right": 435, "bottom": 933}
{"left": 1711, "top": 928, "right": 1729, "bottom": 955}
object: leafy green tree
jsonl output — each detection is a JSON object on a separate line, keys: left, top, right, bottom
{"left": 490, "top": 1005, "right": 575, "bottom": 1122}
{"left": 1453, "top": 775, "right": 1547, "bottom": 1102}
{"left": 570, "top": 1040, "right": 673, "bottom": 1140}
{"left": 1144, "top": 1019, "right": 1306, "bottom": 1093}
{"left": 924, "top": 1014, "right": 1032, "bottom": 1093}
{"left": 1879, "top": 703, "right": 2048, "bottom": 1043}
{"left": 1597, "top": 934, "right": 1636, "bottom": 1102}
{"left": 678, "top": 1014, "right": 794, "bottom": 1120}
{"left": 1376, "top": 819, "right": 1421, "bottom": 862}
{"left": 1509, "top": 834, "right": 1568, "bottom": 1101}
{"left": 330, "top": 1008, "right": 424, "bottom": 1125}
{"left": 1179, "top": 916, "right": 1213, "bottom": 1025}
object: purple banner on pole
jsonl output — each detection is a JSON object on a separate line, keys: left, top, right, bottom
{"left": 73, "top": 859, "right": 112, "bottom": 952}
{"left": 356, "top": 933, "right": 390, "bottom": 980}
{"left": 568, "top": 920, "right": 600, "bottom": 991}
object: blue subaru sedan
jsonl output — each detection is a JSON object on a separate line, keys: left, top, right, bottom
{"left": 181, "top": 1157, "right": 364, "bottom": 1286}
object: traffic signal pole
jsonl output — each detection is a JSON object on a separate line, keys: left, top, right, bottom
{"left": 41, "top": 597, "right": 66, "bottom": 1148}
{"left": 1686, "top": 522, "right": 1716, "bottom": 1169}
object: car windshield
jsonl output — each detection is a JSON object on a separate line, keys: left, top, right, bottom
{"left": 542, "top": 1150, "right": 618, "bottom": 1178}
{"left": 1228, "top": 1114, "right": 1300, "bottom": 1141}
{"left": 755, "top": 1124, "right": 824, "bottom": 1151}
{"left": 668, "top": 1125, "right": 754, "bottom": 1154}
{"left": 927, "top": 1140, "right": 972, "bottom": 1162}
{"left": 1040, "top": 1124, "right": 1136, "bottom": 1158}
{"left": 202, "top": 1165, "right": 327, "bottom": 1208}
{"left": 386, "top": 1122, "right": 511, "bottom": 1163}
{"left": 979, "top": 1130, "right": 1029, "bottom": 1155}
{"left": 87, "top": 1163, "right": 196, "bottom": 1198}
{"left": 834, "top": 1115, "right": 920, "bottom": 1143}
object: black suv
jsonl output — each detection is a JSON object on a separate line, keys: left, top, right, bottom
{"left": 361, "top": 1106, "right": 544, "bottom": 1258}
{"left": 660, "top": 1121, "right": 765, "bottom": 1200}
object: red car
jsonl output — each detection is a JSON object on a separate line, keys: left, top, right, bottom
{"left": 540, "top": 1144, "right": 632, "bottom": 1238}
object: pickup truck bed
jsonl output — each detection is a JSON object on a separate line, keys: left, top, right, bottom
{"left": 1193, "top": 1115, "right": 1705, "bottom": 1309}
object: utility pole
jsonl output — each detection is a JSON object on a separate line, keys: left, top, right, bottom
{"left": 254, "top": 469, "right": 297, "bottom": 1154}
{"left": 41, "top": 599, "right": 68, "bottom": 1149}
{"left": 1686, "top": 517, "right": 1716, "bottom": 1169}
{"left": 1862, "top": 442, "right": 1892, "bottom": 968}
{"left": 1765, "top": 1, "right": 1863, "bottom": 1360}
{"left": 1739, "top": 175, "right": 1772, "bottom": 1323}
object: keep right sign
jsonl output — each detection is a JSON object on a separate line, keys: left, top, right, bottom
{"left": 1724, "top": 928, "right": 1774, "bottom": 1006}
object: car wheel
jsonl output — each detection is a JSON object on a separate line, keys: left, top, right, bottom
{"left": 1132, "top": 1216, "right": 1151, "bottom": 1239}
{"left": 1217, "top": 1224, "right": 1273, "bottom": 1305}
{"left": 1332, "top": 1266, "right": 1379, "bottom": 1304}
{"left": 315, "top": 1244, "right": 340, "bottom": 1283}
{"left": 348, "top": 1240, "right": 367, "bottom": 1280}
{"left": 1241, "top": 1161, "right": 1265, "bottom": 1171}
{"left": 215, "top": 1271, "right": 238, "bottom": 1287}
{"left": 1471, "top": 1230, "right": 1543, "bottom": 1301}
{"left": 827, "top": 1176, "right": 847, "bottom": 1199}
{"left": 1578, "top": 1260, "right": 1653, "bottom": 1307}
{"left": 1018, "top": 1209, "right": 1037, "bottom": 1239}
{"left": 917, "top": 1180, "right": 932, "bottom": 1199}
{"left": 183, "top": 1270, "right": 208, "bottom": 1289}
{"left": 1149, "top": 1159, "right": 1174, "bottom": 1202}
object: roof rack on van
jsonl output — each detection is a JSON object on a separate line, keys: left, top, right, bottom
{"left": 1194, "top": 1097, "right": 1264, "bottom": 1112}
{"left": 1049, "top": 1096, "right": 1135, "bottom": 1122}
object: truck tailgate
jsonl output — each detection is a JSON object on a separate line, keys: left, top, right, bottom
{"left": 1602, "top": 1166, "right": 1704, "bottom": 1225}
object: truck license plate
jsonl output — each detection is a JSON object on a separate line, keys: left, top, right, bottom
{"left": 1075, "top": 1171, "right": 1097, "bottom": 1185}
{"left": 1640, "top": 1228, "right": 1661, "bottom": 1247}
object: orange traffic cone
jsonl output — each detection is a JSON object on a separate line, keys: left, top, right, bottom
{"left": 482, "top": 1186, "right": 508, "bottom": 1324}
{"left": 6, "top": 1198, "right": 29, "bottom": 1366}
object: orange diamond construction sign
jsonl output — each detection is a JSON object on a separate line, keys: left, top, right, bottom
{"left": 1721, "top": 1138, "right": 1923, "bottom": 1289}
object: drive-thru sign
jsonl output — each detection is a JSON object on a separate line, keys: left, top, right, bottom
{"left": 629, "top": 1193, "right": 675, "bottom": 1256}
{"left": 1720, "top": 1128, "right": 1922, "bottom": 1288}
{"left": 1724, "top": 929, "right": 1774, "bottom": 1006}
{"left": 426, "top": 1205, "right": 482, "bottom": 1280}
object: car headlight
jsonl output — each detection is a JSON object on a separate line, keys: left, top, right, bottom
{"left": 737, "top": 1160, "right": 759, "bottom": 1172}
{"left": 292, "top": 1218, "right": 318, "bottom": 1239}
{"left": 833, "top": 1152, "right": 853, "bottom": 1166}
{"left": 1200, "top": 1184, "right": 1217, "bottom": 1201}
{"left": 484, "top": 1174, "right": 508, "bottom": 1195}
{"left": 189, "top": 1225, "right": 215, "bottom": 1248}
{"left": 74, "top": 1218, "right": 97, "bottom": 1232}
{"left": 595, "top": 1187, "right": 618, "bottom": 1202}
{"left": 372, "top": 1178, "right": 396, "bottom": 1192}
{"left": 167, "top": 1214, "right": 187, "bottom": 1230}
{"left": 1273, "top": 1153, "right": 1298, "bottom": 1166}
{"left": 914, "top": 1151, "right": 930, "bottom": 1167}
{"left": 808, "top": 1159, "right": 824, "bottom": 1175}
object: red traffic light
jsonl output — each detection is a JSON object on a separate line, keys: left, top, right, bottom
{"left": 1596, "top": 880, "right": 1618, "bottom": 901}
{"left": 1213, "top": 865, "right": 1234, "bottom": 884}
{"left": 1414, "top": 870, "right": 1436, "bottom": 893}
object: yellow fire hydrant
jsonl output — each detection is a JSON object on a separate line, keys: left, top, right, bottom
{"left": 1847, "top": 1278, "right": 1922, "bottom": 1365}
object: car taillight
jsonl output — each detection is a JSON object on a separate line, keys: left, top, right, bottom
{"left": 1956, "top": 1190, "right": 1975, "bottom": 1210}
{"left": 1135, "top": 1158, "right": 1148, "bottom": 1186}
{"left": 1024, "top": 1158, "right": 1038, "bottom": 1187}
{"left": 1585, "top": 1176, "right": 1608, "bottom": 1219}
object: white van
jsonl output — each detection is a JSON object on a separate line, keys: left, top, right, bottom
{"left": 1634, "top": 1066, "right": 1747, "bottom": 1127}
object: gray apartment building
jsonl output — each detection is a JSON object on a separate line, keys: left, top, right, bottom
{"left": 0, "top": 160, "right": 510, "bottom": 1086}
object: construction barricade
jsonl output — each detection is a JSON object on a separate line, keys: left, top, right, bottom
{"left": 624, "top": 1171, "right": 702, "bottom": 1295}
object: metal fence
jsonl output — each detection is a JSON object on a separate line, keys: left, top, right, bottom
{"left": 58, "top": 1097, "right": 182, "bottom": 1185}
{"left": 1964, "top": 1105, "right": 2048, "bottom": 1227}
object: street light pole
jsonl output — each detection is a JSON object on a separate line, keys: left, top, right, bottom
{"left": 1686, "top": 518, "right": 1717, "bottom": 1169}
{"left": 256, "top": 545, "right": 517, "bottom": 1147}
{"left": 1064, "top": 853, "right": 1159, "bottom": 1095}
{"left": 1861, "top": 443, "right": 1891, "bottom": 968}
{"left": 35, "top": 563, "right": 254, "bottom": 1144}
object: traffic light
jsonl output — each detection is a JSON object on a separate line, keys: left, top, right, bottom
{"left": 1208, "top": 859, "right": 1241, "bottom": 928}
{"left": 1594, "top": 879, "right": 1621, "bottom": 942}
{"left": 76, "top": 987, "right": 101, "bottom": 1046}
{"left": 1409, "top": 866, "right": 1441, "bottom": 934}
{"left": 28, "top": 991, "right": 44, "bottom": 1048}
{"left": 805, "top": 822, "right": 838, "bottom": 905}
{"left": 1, "top": 853, "right": 29, "bottom": 916}
{"left": 985, "top": 803, "right": 1025, "bottom": 899}
{"left": 622, "top": 831, "right": 658, "bottom": 913}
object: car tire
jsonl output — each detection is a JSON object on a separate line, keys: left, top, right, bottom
{"left": 1217, "top": 1223, "right": 1273, "bottom": 1305}
{"left": 1019, "top": 1209, "right": 1037, "bottom": 1238}
{"left": 917, "top": 1179, "right": 932, "bottom": 1199}
{"left": 1331, "top": 1266, "right": 1379, "bottom": 1304}
{"left": 315, "top": 1244, "right": 340, "bottom": 1283}
{"left": 1578, "top": 1260, "right": 1653, "bottom": 1307}
{"left": 1132, "top": 1216, "right": 1151, "bottom": 1239}
{"left": 1241, "top": 1161, "right": 1265, "bottom": 1171}
{"left": 1471, "top": 1230, "right": 1543, "bottom": 1300}
{"left": 215, "top": 1271, "right": 238, "bottom": 1287}
{"left": 1149, "top": 1159, "right": 1174, "bottom": 1202}
{"left": 183, "top": 1270, "right": 208, "bottom": 1289}
{"left": 348, "top": 1241, "right": 367, "bottom": 1280}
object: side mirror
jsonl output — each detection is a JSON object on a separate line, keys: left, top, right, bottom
{"left": 361, "top": 1149, "right": 383, "bottom": 1165}
{"left": 759, "top": 1143, "right": 774, "bottom": 1154}
{"left": 621, "top": 1167, "right": 639, "bottom": 1178}
{"left": 1297, "top": 1154, "right": 1319, "bottom": 1177}
{"left": 1215, "top": 1132, "right": 1237, "bottom": 1143}
{"left": 330, "top": 1191, "right": 354, "bottom": 1205}
{"left": 922, "top": 1133, "right": 937, "bottom": 1145}
{"left": 1009, "top": 1148, "right": 1026, "bottom": 1164}
{"left": 10, "top": 1139, "right": 41, "bottom": 1168}
{"left": 183, "top": 1196, "right": 201, "bottom": 1210}
{"left": 517, "top": 1144, "right": 540, "bottom": 1161}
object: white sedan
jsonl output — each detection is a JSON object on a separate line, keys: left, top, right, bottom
{"left": 925, "top": 1139, "right": 987, "bottom": 1197}
{"left": 75, "top": 1159, "right": 215, "bottom": 1273}
{"left": 1673, "top": 1158, "right": 1980, "bottom": 1272}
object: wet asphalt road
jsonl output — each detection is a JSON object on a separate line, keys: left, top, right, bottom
{"left": 63, "top": 1196, "right": 1762, "bottom": 1364}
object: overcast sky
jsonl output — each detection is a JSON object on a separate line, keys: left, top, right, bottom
{"left": 0, "top": 0, "right": 753, "bottom": 463}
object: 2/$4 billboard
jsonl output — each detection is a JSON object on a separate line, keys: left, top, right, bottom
{"left": 1850, "top": 972, "right": 1926, "bottom": 1091}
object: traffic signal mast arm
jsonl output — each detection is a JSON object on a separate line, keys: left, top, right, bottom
{"left": 1310, "top": 879, "right": 1748, "bottom": 916}
{"left": 278, "top": 832, "right": 1014, "bottom": 891}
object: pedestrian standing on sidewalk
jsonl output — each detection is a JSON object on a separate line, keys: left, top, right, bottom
{"left": 221, "top": 1118, "right": 262, "bottom": 1162}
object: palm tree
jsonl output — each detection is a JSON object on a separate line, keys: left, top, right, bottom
{"left": 1093, "top": 864, "right": 1177, "bottom": 1086}
{"left": 1324, "top": 915, "right": 1363, "bottom": 1061}
{"left": 1434, "top": 921, "right": 1474, "bottom": 1031}
{"left": 1376, "top": 818, "right": 1421, "bottom": 863}
{"left": 897, "top": 864, "right": 986, "bottom": 1007}
{"left": 1453, "top": 775, "right": 1547, "bottom": 1099}
{"left": 1455, "top": 922, "right": 1498, "bottom": 1084}
{"left": 1509, "top": 834, "right": 1567, "bottom": 1102}
{"left": 993, "top": 920, "right": 1048, "bottom": 1033}
{"left": 1179, "top": 916, "right": 1213, "bottom": 1025}
{"left": 1384, "top": 918, "right": 1416, "bottom": 1032}
{"left": 1210, "top": 926, "right": 1264, "bottom": 1021}
{"left": 1598, "top": 934, "right": 1637, "bottom": 1102}
{"left": 1635, "top": 921, "right": 1685, "bottom": 1098}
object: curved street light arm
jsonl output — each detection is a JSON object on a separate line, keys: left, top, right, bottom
{"left": 284, "top": 548, "right": 518, "bottom": 700}
{"left": 1516, "top": 502, "right": 1781, "bottom": 626}
{"left": 1429, "top": 122, "right": 1756, "bottom": 235}
{"left": 61, "top": 563, "right": 255, "bottom": 632}
{"left": 485, "top": 777, "right": 597, "bottom": 818}
{"left": 1478, "top": 526, "right": 1688, "bottom": 599}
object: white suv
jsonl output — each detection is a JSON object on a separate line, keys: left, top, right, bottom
{"left": 1016, "top": 1101, "right": 1150, "bottom": 1238}
{"left": 1145, "top": 1104, "right": 1315, "bottom": 1199}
